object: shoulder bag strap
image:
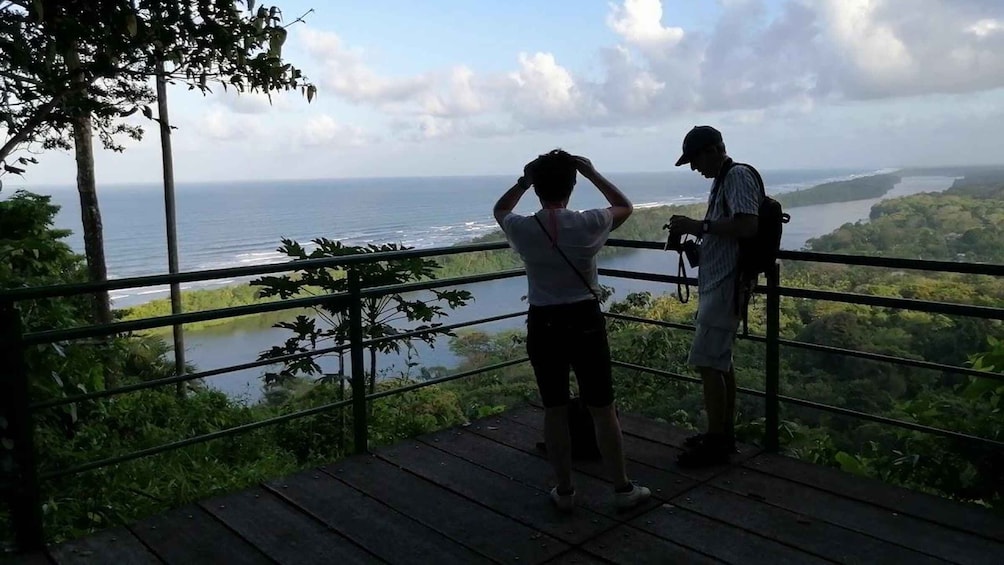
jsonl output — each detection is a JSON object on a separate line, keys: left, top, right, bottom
{"left": 533, "top": 214, "right": 601, "bottom": 303}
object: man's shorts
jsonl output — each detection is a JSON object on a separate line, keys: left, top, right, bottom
{"left": 687, "top": 280, "right": 740, "bottom": 373}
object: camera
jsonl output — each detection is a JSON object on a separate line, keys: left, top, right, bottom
{"left": 663, "top": 223, "right": 700, "bottom": 268}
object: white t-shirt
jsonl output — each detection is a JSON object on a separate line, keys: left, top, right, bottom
{"left": 502, "top": 208, "right": 613, "bottom": 306}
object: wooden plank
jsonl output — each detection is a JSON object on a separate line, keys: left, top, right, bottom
{"left": 629, "top": 503, "right": 830, "bottom": 565}
{"left": 324, "top": 455, "right": 568, "bottom": 564}
{"left": 130, "top": 504, "right": 271, "bottom": 565}
{"left": 745, "top": 452, "right": 1004, "bottom": 543}
{"left": 47, "top": 527, "right": 159, "bottom": 565}
{"left": 617, "top": 413, "right": 760, "bottom": 463}
{"left": 419, "top": 427, "right": 692, "bottom": 519}
{"left": 467, "top": 416, "right": 700, "bottom": 507}
{"left": 200, "top": 486, "right": 377, "bottom": 565}
{"left": 379, "top": 438, "right": 620, "bottom": 544}
{"left": 580, "top": 524, "right": 720, "bottom": 565}
{"left": 499, "top": 408, "right": 738, "bottom": 481}
{"left": 674, "top": 485, "right": 948, "bottom": 564}
{"left": 712, "top": 466, "right": 1004, "bottom": 565}
{"left": 543, "top": 549, "right": 613, "bottom": 564}
{"left": 266, "top": 470, "right": 492, "bottom": 565}
{"left": 1, "top": 552, "right": 52, "bottom": 565}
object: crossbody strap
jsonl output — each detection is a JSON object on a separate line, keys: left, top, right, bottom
{"left": 533, "top": 214, "right": 601, "bottom": 303}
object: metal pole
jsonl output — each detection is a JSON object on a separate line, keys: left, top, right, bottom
{"left": 0, "top": 301, "right": 44, "bottom": 551}
{"left": 348, "top": 269, "right": 368, "bottom": 454}
{"left": 765, "top": 262, "right": 781, "bottom": 453}
{"left": 155, "top": 62, "right": 186, "bottom": 392}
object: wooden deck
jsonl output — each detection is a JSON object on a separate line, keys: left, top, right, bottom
{"left": 9, "top": 405, "right": 1004, "bottom": 564}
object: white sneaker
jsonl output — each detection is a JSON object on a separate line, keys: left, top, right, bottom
{"left": 550, "top": 487, "right": 575, "bottom": 512}
{"left": 614, "top": 483, "right": 651, "bottom": 511}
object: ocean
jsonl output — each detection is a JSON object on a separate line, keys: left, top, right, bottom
{"left": 17, "top": 169, "right": 956, "bottom": 402}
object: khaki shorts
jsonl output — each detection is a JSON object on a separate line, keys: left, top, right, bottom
{"left": 688, "top": 280, "right": 740, "bottom": 372}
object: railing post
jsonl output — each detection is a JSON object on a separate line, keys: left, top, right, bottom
{"left": 0, "top": 301, "right": 44, "bottom": 551}
{"left": 764, "top": 262, "right": 781, "bottom": 453}
{"left": 347, "top": 269, "right": 368, "bottom": 454}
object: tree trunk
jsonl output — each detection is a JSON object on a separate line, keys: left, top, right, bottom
{"left": 71, "top": 115, "right": 112, "bottom": 329}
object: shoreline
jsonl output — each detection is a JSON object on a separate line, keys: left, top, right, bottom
{"left": 123, "top": 173, "right": 959, "bottom": 339}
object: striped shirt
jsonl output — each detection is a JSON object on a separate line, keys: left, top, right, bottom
{"left": 698, "top": 160, "right": 762, "bottom": 292}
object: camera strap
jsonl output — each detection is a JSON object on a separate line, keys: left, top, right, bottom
{"left": 533, "top": 213, "right": 602, "bottom": 303}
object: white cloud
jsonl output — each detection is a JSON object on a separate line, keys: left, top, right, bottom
{"left": 301, "top": 27, "right": 432, "bottom": 107}
{"left": 216, "top": 90, "right": 281, "bottom": 115}
{"left": 607, "top": 0, "right": 685, "bottom": 51}
{"left": 967, "top": 18, "right": 1003, "bottom": 37}
{"left": 201, "top": 109, "right": 263, "bottom": 141}
{"left": 292, "top": 0, "right": 1004, "bottom": 141}
{"left": 300, "top": 114, "right": 370, "bottom": 147}
{"left": 507, "top": 52, "right": 596, "bottom": 125}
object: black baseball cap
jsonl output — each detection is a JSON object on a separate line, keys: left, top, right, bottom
{"left": 674, "top": 126, "right": 723, "bottom": 166}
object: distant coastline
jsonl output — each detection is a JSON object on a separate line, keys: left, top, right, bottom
{"left": 120, "top": 169, "right": 931, "bottom": 334}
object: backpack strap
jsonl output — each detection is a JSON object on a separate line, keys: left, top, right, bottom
{"left": 533, "top": 214, "right": 602, "bottom": 303}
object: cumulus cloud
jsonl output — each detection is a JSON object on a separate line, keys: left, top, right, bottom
{"left": 296, "top": 0, "right": 1004, "bottom": 139}
{"left": 300, "top": 114, "right": 371, "bottom": 147}
{"left": 201, "top": 109, "right": 264, "bottom": 141}
{"left": 216, "top": 90, "right": 281, "bottom": 115}
{"left": 301, "top": 27, "right": 433, "bottom": 107}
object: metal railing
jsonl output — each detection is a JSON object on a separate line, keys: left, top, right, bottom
{"left": 1, "top": 238, "right": 1003, "bottom": 552}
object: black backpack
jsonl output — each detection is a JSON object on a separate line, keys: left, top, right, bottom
{"left": 720, "top": 161, "right": 790, "bottom": 334}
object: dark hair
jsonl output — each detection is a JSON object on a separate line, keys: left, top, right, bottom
{"left": 527, "top": 149, "right": 576, "bottom": 203}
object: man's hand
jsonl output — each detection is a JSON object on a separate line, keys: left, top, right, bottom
{"left": 668, "top": 215, "right": 700, "bottom": 236}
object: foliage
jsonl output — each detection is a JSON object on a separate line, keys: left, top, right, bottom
{"left": 251, "top": 238, "right": 472, "bottom": 391}
{"left": 0, "top": 0, "right": 315, "bottom": 171}
{"left": 775, "top": 173, "right": 901, "bottom": 208}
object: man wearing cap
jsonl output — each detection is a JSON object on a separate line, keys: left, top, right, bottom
{"left": 666, "top": 126, "right": 762, "bottom": 467}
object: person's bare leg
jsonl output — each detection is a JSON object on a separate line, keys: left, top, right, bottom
{"left": 724, "top": 364, "right": 736, "bottom": 439}
{"left": 588, "top": 403, "right": 631, "bottom": 489}
{"left": 699, "top": 366, "right": 728, "bottom": 434}
{"left": 544, "top": 405, "right": 573, "bottom": 491}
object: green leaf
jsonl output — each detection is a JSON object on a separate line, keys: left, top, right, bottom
{"left": 31, "top": 0, "right": 43, "bottom": 19}
{"left": 306, "top": 85, "right": 315, "bottom": 103}
{"left": 834, "top": 451, "right": 866, "bottom": 476}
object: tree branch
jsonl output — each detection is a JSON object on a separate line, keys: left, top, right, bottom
{"left": 0, "top": 97, "right": 60, "bottom": 162}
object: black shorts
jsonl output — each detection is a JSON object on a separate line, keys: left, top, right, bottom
{"left": 526, "top": 299, "right": 613, "bottom": 408}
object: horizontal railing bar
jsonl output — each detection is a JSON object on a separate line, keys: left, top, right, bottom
{"left": 777, "top": 250, "right": 1004, "bottom": 277}
{"left": 612, "top": 360, "right": 766, "bottom": 398}
{"left": 23, "top": 270, "right": 525, "bottom": 347}
{"left": 778, "top": 338, "right": 1003, "bottom": 382}
{"left": 367, "top": 358, "right": 529, "bottom": 402}
{"left": 598, "top": 268, "right": 696, "bottom": 286}
{"left": 357, "top": 269, "right": 525, "bottom": 299}
{"left": 363, "top": 311, "right": 526, "bottom": 348}
{"left": 778, "top": 286, "right": 1004, "bottom": 320}
{"left": 606, "top": 239, "right": 1004, "bottom": 277}
{"left": 1, "top": 241, "right": 512, "bottom": 302}
{"left": 604, "top": 312, "right": 696, "bottom": 333}
{"left": 30, "top": 343, "right": 353, "bottom": 411}
{"left": 39, "top": 396, "right": 355, "bottom": 481}
{"left": 780, "top": 395, "right": 1004, "bottom": 450}
{"left": 605, "top": 238, "right": 666, "bottom": 250}
{"left": 607, "top": 313, "right": 1000, "bottom": 381}
{"left": 40, "top": 357, "right": 530, "bottom": 481}
{"left": 23, "top": 293, "right": 351, "bottom": 346}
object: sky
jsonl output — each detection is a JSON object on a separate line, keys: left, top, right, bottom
{"left": 11, "top": 0, "right": 1004, "bottom": 185}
